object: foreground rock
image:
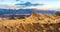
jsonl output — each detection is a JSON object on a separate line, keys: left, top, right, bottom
{"left": 0, "top": 12, "right": 60, "bottom": 32}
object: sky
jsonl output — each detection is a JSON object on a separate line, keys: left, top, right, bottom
{"left": 0, "top": 0, "right": 60, "bottom": 10}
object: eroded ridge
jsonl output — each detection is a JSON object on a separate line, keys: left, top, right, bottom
{"left": 0, "top": 12, "right": 60, "bottom": 32}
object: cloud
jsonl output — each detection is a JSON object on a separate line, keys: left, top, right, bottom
{"left": 0, "top": 4, "right": 17, "bottom": 9}
{"left": 16, "top": 1, "right": 44, "bottom": 7}
{"left": 0, "top": 0, "right": 60, "bottom": 10}
{"left": 16, "top": 0, "right": 20, "bottom": 1}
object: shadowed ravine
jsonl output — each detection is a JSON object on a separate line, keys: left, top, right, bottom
{"left": 0, "top": 12, "right": 60, "bottom": 32}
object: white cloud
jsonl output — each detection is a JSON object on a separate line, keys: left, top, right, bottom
{"left": 0, "top": 0, "right": 60, "bottom": 10}
{"left": 34, "top": 1, "right": 60, "bottom": 10}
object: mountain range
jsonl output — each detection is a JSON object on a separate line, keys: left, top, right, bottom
{"left": 0, "top": 9, "right": 56, "bottom": 15}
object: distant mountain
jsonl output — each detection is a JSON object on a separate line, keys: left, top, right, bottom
{"left": 0, "top": 9, "right": 56, "bottom": 15}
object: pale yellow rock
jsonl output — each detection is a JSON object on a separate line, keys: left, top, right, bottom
{"left": 0, "top": 12, "right": 60, "bottom": 32}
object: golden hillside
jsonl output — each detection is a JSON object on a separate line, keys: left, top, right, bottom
{"left": 0, "top": 12, "right": 60, "bottom": 32}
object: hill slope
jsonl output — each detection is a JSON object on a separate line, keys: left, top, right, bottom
{"left": 0, "top": 12, "right": 60, "bottom": 32}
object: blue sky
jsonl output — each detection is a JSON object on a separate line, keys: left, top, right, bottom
{"left": 0, "top": 0, "right": 60, "bottom": 10}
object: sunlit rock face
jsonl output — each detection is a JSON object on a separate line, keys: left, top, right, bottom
{"left": 0, "top": 12, "right": 60, "bottom": 32}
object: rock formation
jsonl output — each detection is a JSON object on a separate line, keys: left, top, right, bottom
{"left": 0, "top": 12, "right": 60, "bottom": 32}
{"left": 55, "top": 11, "right": 60, "bottom": 16}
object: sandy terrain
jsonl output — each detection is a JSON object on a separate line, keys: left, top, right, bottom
{"left": 0, "top": 12, "right": 60, "bottom": 32}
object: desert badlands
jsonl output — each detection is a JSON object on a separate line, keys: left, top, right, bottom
{"left": 0, "top": 12, "right": 60, "bottom": 32}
